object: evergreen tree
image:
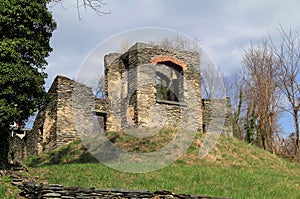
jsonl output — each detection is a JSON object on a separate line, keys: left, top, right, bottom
{"left": 0, "top": 0, "right": 56, "bottom": 168}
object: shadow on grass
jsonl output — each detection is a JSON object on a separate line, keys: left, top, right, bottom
{"left": 25, "top": 128, "right": 178, "bottom": 168}
{"left": 25, "top": 140, "right": 100, "bottom": 167}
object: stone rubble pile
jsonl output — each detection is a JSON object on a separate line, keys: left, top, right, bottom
{"left": 18, "top": 183, "right": 231, "bottom": 199}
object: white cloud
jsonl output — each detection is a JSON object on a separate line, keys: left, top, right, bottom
{"left": 45, "top": 0, "right": 300, "bottom": 86}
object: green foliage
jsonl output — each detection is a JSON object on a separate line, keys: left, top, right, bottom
{"left": 156, "top": 84, "right": 168, "bottom": 101}
{"left": 1, "top": 176, "right": 10, "bottom": 184}
{"left": 0, "top": 0, "right": 56, "bottom": 128}
{"left": 0, "top": 177, "right": 20, "bottom": 198}
{"left": 0, "top": 0, "right": 56, "bottom": 169}
{"left": 244, "top": 105, "right": 257, "bottom": 144}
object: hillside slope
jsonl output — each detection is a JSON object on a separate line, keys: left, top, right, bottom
{"left": 22, "top": 132, "right": 300, "bottom": 199}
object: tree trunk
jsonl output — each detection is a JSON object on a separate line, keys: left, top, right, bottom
{"left": 233, "top": 89, "right": 243, "bottom": 139}
{"left": 294, "top": 109, "right": 299, "bottom": 155}
{"left": 0, "top": 129, "right": 9, "bottom": 170}
{"left": 269, "top": 133, "right": 276, "bottom": 154}
{"left": 261, "top": 134, "right": 266, "bottom": 151}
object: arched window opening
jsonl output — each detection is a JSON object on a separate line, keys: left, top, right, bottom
{"left": 156, "top": 61, "right": 183, "bottom": 103}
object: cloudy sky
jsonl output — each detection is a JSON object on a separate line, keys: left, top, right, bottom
{"left": 22, "top": 0, "right": 299, "bottom": 132}
{"left": 46, "top": 0, "right": 300, "bottom": 90}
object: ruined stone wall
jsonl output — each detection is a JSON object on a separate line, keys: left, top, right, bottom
{"left": 28, "top": 76, "right": 96, "bottom": 155}
{"left": 104, "top": 53, "right": 126, "bottom": 131}
{"left": 94, "top": 98, "right": 109, "bottom": 112}
{"left": 12, "top": 42, "right": 233, "bottom": 160}
{"left": 29, "top": 76, "right": 59, "bottom": 154}
{"left": 135, "top": 64, "right": 157, "bottom": 127}
{"left": 105, "top": 43, "right": 202, "bottom": 132}
{"left": 94, "top": 98, "right": 109, "bottom": 131}
{"left": 11, "top": 75, "right": 108, "bottom": 160}
{"left": 55, "top": 76, "right": 77, "bottom": 147}
{"left": 131, "top": 43, "right": 202, "bottom": 132}
{"left": 58, "top": 78, "right": 95, "bottom": 143}
{"left": 54, "top": 76, "right": 96, "bottom": 148}
{"left": 202, "top": 97, "right": 233, "bottom": 136}
{"left": 151, "top": 102, "right": 183, "bottom": 127}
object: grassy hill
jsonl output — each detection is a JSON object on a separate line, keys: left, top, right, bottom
{"left": 2, "top": 130, "right": 300, "bottom": 198}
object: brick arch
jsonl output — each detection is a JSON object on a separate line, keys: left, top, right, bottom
{"left": 151, "top": 55, "right": 187, "bottom": 70}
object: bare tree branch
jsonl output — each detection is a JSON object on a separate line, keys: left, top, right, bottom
{"left": 269, "top": 25, "right": 300, "bottom": 154}
{"left": 149, "top": 36, "right": 201, "bottom": 53}
{"left": 242, "top": 40, "right": 280, "bottom": 153}
{"left": 51, "top": 0, "right": 110, "bottom": 20}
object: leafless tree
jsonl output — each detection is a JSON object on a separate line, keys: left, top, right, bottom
{"left": 149, "top": 36, "right": 201, "bottom": 53}
{"left": 242, "top": 41, "right": 280, "bottom": 153}
{"left": 224, "top": 70, "right": 244, "bottom": 139}
{"left": 201, "top": 62, "right": 225, "bottom": 99}
{"left": 269, "top": 26, "right": 300, "bottom": 154}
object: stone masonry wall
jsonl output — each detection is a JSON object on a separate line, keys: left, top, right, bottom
{"left": 202, "top": 97, "right": 233, "bottom": 136}
{"left": 55, "top": 76, "right": 78, "bottom": 147}
{"left": 29, "top": 76, "right": 59, "bottom": 154}
{"left": 10, "top": 42, "right": 233, "bottom": 161}
{"left": 54, "top": 76, "right": 98, "bottom": 148}
{"left": 29, "top": 76, "right": 97, "bottom": 156}
{"left": 105, "top": 42, "right": 203, "bottom": 132}
{"left": 130, "top": 43, "right": 203, "bottom": 132}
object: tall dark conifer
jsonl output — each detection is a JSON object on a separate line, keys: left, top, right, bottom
{"left": 0, "top": 0, "right": 56, "bottom": 168}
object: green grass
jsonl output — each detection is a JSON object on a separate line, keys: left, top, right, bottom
{"left": 21, "top": 133, "right": 300, "bottom": 199}
{"left": 0, "top": 176, "right": 19, "bottom": 199}
{"left": 23, "top": 162, "right": 300, "bottom": 199}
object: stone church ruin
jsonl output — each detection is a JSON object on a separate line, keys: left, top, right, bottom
{"left": 9, "top": 42, "right": 232, "bottom": 161}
